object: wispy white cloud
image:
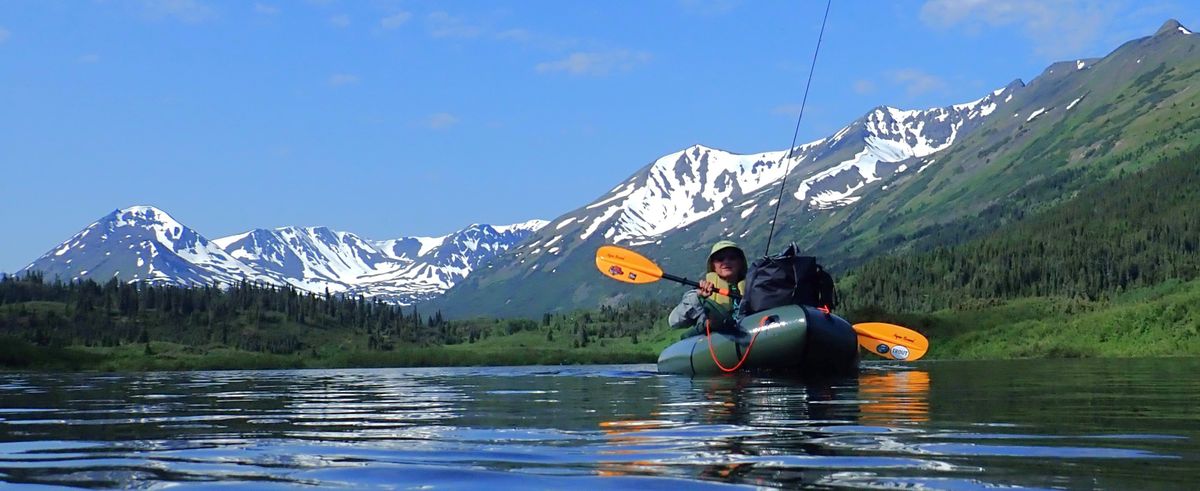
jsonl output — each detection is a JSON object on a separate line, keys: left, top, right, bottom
{"left": 424, "top": 113, "right": 459, "bottom": 129}
{"left": 0, "top": 27, "right": 9, "bottom": 44}
{"left": 330, "top": 14, "right": 351, "bottom": 28}
{"left": 254, "top": 3, "right": 280, "bottom": 15}
{"left": 771, "top": 103, "right": 804, "bottom": 116}
{"left": 141, "top": 0, "right": 215, "bottom": 23}
{"left": 427, "top": 11, "right": 483, "bottom": 39}
{"left": 919, "top": 0, "right": 1120, "bottom": 57}
{"left": 328, "top": 73, "right": 359, "bottom": 86}
{"left": 536, "top": 50, "right": 653, "bottom": 76}
{"left": 890, "top": 69, "right": 947, "bottom": 97}
{"left": 417, "top": 12, "right": 578, "bottom": 51}
{"left": 416, "top": 11, "right": 595, "bottom": 61}
{"left": 78, "top": 53, "right": 101, "bottom": 64}
{"left": 496, "top": 28, "right": 532, "bottom": 42}
{"left": 495, "top": 28, "right": 578, "bottom": 52}
{"left": 853, "top": 79, "right": 876, "bottom": 94}
{"left": 678, "top": 0, "right": 742, "bottom": 16}
{"left": 381, "top": 12, "right": 412, "bottom": 29}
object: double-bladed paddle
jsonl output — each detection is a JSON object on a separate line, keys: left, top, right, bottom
{"left": 852, "top": 322, "right": 929, "bottom": 361}
{"left": 596, "top": 245, "right": 740, "bottom": 298}
{"left": 594, "top": 245, "right": 929, "bottom": 361}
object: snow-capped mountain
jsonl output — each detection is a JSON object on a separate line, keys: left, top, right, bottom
{"left": 532, "top": 81, "right": 1021, "bottom": 250}
{"left": 434, "top": 88, "right": 1024, "bottom": 316}
{"left": 25, "top": 19, "right": 1196, "bottom": 318}
{"left": 435, "top": 19, "right": 1200, "bottom": 318}
{"left": 23, "top": 206, "right": 547, "bottom": 305}
{"left": 790, "top": 82, "right": 1021, "bottom": 209}
{"left": 24, "top": 206, "right": 282, "bottom": 287}
{"left": 214, "top": 220, "right": 547, "bottom": 304}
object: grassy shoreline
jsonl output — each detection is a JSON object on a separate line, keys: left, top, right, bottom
{"left": 0, "top": 340, "right": 661, "bottom": 372}
{"left": 5, "top": 278, "right": 1198, "bottom": 372}
{"left": 854, "top": 277, "right": 1200, "bottom": 360}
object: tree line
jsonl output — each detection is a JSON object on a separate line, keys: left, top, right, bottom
{"left": 845, "top": 144, "right": 1200, "bottom": 312}
{"left": 0, "top": 272, "right": 670, "bottom": 357}
{"left": 13, "top": 146, "right": 1195, "bottom": 358}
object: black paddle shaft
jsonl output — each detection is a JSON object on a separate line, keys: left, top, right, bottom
{"left": 661, "top": 273, "right": 743, "bottom": 300}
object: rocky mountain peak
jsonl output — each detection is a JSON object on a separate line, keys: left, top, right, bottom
{"left": 23, "top": 207, "right": 545, "bottom": 305}
{"left": 1154, "top": 19, "right": 1191, "bottom": 37}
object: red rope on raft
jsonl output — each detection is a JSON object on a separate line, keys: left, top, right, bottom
{"left": 706, "top": 316, "right": 767, "bottom": 373}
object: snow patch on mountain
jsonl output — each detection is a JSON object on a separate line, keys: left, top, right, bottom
{"left": 546, "top": 82, "right": 1025, "bottom": 246}
{"left": 596, "top": 144, "right": 801, "bottom": 242}
{"left": 793, "top": 85, "right": 1017, "bottom": 209}
{"left": 580, "top": 205, "right": 622, "bottom": 241}
{"left": 740, "top": 205, "right": 758, "bottom": 219}
{"left": 493, "top": 219, "right": 549, "bottom": 234}
{"left": 573, "top": 138, "right": 845, "bottom": 244}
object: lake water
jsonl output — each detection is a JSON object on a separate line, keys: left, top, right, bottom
{"left": 1, "top": 358, "right": 1197, "bottom": 489}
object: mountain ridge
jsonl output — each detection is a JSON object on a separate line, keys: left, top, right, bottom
{"left": 430, "top": 19, "right": 1200, "bottom": 317}
{"left": 428, "top": 80, "right": 1031, "bottom": 316}
{"left": 22, "top": 205, "right": 547, "bottom": 305}
{"left": 18, "top": 19, "right": 1198, "bottom": 317}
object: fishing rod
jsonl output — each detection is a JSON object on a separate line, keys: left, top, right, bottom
{"left": 763, "top": 0, "right": 832, "bottom": 257}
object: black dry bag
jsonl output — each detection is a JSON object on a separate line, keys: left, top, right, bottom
{"left": 738, "top": 243, "right": 838, "bottom": 317}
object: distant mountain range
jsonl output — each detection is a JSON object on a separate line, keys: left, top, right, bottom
{"left": 19, "top": 19, "right": 1200, "bottom": 317}
{"left": 431, "top": 19, "right": 1200, "bottom": 317}
{"left": 21, "top": 206, "right": 546, "bottom": 305}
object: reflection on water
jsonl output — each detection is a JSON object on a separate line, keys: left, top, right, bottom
{"left": 860, "top": 369, "right": 930, "bottom": 424}
{"left": 0, "top": 359, "right": 1197, "bottom": 489}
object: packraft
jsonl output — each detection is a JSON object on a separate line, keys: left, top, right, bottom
{"left": 658, "top": 244, "right": 856, "bottom": 376}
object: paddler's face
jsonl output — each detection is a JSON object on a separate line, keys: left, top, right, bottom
{"left": 711, "top": 249, "right": 745, "bottom": 281}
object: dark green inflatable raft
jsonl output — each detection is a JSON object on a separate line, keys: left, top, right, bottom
{"left": 657, "top": 304, "right": 859, "bottom": 376}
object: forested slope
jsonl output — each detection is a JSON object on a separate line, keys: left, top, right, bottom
{"left": 846, "top": 145, "right": 1199, "bottom": 312}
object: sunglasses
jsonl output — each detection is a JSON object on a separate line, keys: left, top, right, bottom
{"left": 712, "top": 251, "right": 742, "bottom": 262}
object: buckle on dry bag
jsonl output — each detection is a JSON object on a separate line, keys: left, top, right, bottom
{"left": 818, "top": 305, "right": 832, "bottom": 319}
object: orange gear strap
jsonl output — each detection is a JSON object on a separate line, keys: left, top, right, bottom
{"left": 705, "top": 315, "right": 767, "bottom": 373}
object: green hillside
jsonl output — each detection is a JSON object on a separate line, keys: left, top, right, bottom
{"left": 431, "top": 22, "right": 1200, "bottom": 318}
{"left": 807, "top": 23, "right": 1200, "bottom": 269}
{"left": 849, "top": 277, "right": 1200, "bottom": 360}
{"left": 844, "top": 145, "right": 1199, "bottom": 312}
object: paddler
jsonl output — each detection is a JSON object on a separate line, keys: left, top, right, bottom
{"left": 668, "top": 240, "right": 748, "bottom": 339}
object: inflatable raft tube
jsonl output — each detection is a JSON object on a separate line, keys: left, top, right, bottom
{"left": 657, "top": 304, "right": 859, "bottom": 377}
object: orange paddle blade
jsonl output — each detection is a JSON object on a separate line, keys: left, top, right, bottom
{"left": 595, "top": 245, "right": 664, "bottom": 285}
{"left": 854, "top": 322, "right": 929, "bottom": 361}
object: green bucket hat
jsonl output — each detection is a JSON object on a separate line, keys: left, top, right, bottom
{"left": 706, "top": 240, "right": 746, "bottom": 272}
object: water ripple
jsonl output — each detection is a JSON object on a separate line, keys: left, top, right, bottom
{"left": 1, "top": 360, "right": 1197, "bottom": 489}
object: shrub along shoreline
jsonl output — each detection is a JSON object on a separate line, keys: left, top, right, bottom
{"left": 3, "top": 276, "right": 1198, "bottom": 372}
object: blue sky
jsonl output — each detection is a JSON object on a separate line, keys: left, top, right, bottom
{"left": 2, "top": 0, "right": 1198, "bottom": 272}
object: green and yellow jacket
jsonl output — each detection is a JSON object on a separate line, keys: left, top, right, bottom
{"left": 668, "top": 272, "right": 746, "bottom": 330}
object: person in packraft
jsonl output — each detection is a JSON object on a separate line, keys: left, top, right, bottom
{"left": 668, "top": 240, "right": 748, "bottom": 339}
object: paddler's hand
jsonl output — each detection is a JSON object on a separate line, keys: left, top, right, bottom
{"left": 697, "top": 279, "right": 716, "bottom": 298}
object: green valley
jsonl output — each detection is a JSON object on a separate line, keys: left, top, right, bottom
{"left": 5, "top": 22, "right": 1200, "bottom": 371}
